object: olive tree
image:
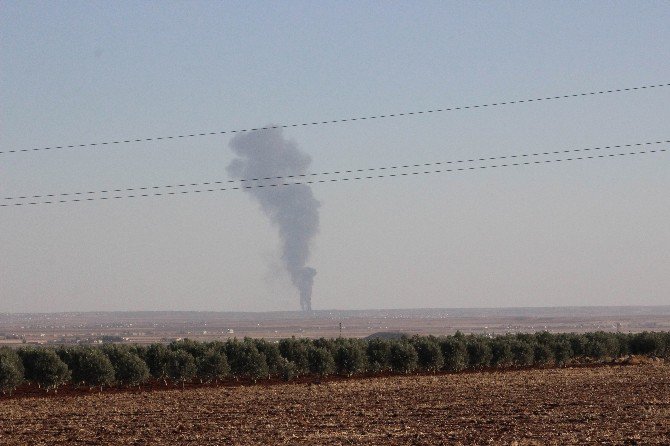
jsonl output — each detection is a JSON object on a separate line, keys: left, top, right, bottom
{"left": 18, "top": 348, "right": 70, "bottom": 392}
{"left": 308, "top": 346, "right": 335, "bottom": 377}
{"left": 412, "top": 337, "right": 444, "bottom": 372}
{"left": 196, "top": 348, "right": 230, "bottom": 384}
{"left": 278, "top": 338, "right": 310, "bottom": 376}
{"left": 630, "top": 332, "right": 666, "bottom": 357}
{"left": 102, "top": 345, "right": 150, "bottom": 388}
{"left": 142, "top": 343, "right": 172, "bottom": 385}
{"left": 389, "top": 341, "right": 418, "bottom": 374}
{"left": 490, "top": 338, "right": 514, "bottom": 368}
{"left": 57, "top": 346, "right": 115, "bottom": 390}
{"left": 510, "top": 339, "right": 535, "bottom": 366}
{"left": 439, "top": 337, "right": 468, "bottom": 372}
{"left": 254, "top": 339, "right": 283, "bottom": 378}
{"left": 366, "top": 339, "right": 391, "bottom": 373}
{"left": 0, "top": 348, "right": 24, "bottom": 395}
{"left": 226, "top": 339, "right": 269, "bottom": 383}
{"left": 466, "top": 337, "right": 492, "bottom": 369}
{"left": 552, "top": 339, "right": 573, "bottom": 366}
{"left": 584, "top": 332, "right": 619, "bottom": 360}
{"left": 168, "top": 350, "right": 197, "bottom": 387}
{"left": 333, "top": 340, "right": 367, "bottom": 376}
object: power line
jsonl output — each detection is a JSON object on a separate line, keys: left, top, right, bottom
{"left": 1, "top": 82, "right": 668, "bottom": 156}
{"left": 3, "top": 145, "right": 666, "bottom": 208}
{"left": 3, "top": 140, "right": 667, "bottom": 202}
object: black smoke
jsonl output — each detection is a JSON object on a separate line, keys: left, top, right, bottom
{"left": 227, "top": 129, "right": 320, "bottom": 311}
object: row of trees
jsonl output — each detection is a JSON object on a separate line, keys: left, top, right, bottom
{"left": 1, "top": 331, "right": 668, "bottom": 395}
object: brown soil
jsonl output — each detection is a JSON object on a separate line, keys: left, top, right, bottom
{"left": 1, "top": 363, "right": 669, "bottom": 445}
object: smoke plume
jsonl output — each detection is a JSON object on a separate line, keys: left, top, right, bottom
{"left": 227, "top": 128, "right": 320, "bottom": 311}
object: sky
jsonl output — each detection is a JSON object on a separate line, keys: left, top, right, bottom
{"left": 1, "top": 1, "right": 669, "bottom": 313}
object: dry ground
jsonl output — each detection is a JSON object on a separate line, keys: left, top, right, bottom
{"left": 1, "top": 364, "right": 669, "bottom": 445}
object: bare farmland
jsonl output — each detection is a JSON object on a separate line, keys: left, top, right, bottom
{"left": 1, "top": 363, "right": 668, "bottom": 445}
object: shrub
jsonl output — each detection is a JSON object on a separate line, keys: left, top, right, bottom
{"left": 466, "top": 337, "right": 492, "bottom": 369}
{"left": 142, "top": 343, "right": 172, "bottom": 384}
{"left": 253, "top": 340, "right": 283, "bottom": 377}
{"left": 389, "top": 341, "right": 418, "bottom": 374}
{"left": 510, "top": 340, "right": 535, "bottom": 366}
{"left": 102, "top": 345, "right": 149, "bottom": 387}
{"left": 277, "top": 358, "right": 298, "bottom": 381}
{"left": 308, "top": 347, "right": 335, "bottom": 377}
{"left": 333, "top": 340, "right": 367, "bottom": 376}
{"left": 366, "top": 339, "right": 391, "bottom": 373}
{"left": 196, "top": 348, "right": 230, "bottom": 383}
{"left": 226, "top": 340, "right": 268, "bottom": 383}
{"left": 18, "top": 348, "right": 70, "bottom": 392}
{"left": 630, "top": 332, "right": 666, "bottom": 356}
{"left": 412, "top": 337, "right": 444, "bottom": 372}
{"left": 533, "top": 343, "right": 554, "bottom": 365}
{"left": 57, "top": 346, "right": 115, "bottom": 390}
{"left": 439, "top": 337, "right": 468, "bottom": 372}
{"left": 552, "top": 339, "right": 573, "bottom": 366}
{"left": 168, "top": 350, "right": 197, "bottom": 387}
{"left": 278, "top": 338, "right": 310, "bottom": 376}
{"left": 0, "top": 348, "right": 24, "bottom": 395}
{"left": 490, "top": 338, "right": 514, "bottom": 367}
{"left": 584, "top": 332, "right": 619, "bottom": 360}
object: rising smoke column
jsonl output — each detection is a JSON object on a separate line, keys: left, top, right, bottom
{"left": 227, "top": 128, "right": 320, "bottom": 311}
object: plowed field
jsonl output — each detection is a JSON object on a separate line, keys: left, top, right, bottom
{"left": 1, "top": 364, "right": 669, "bottom": 445}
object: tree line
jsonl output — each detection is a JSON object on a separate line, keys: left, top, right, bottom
{"left": 1, "top": 330, "right": 668, "bottom": 395}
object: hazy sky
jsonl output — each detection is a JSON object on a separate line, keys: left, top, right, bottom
{"left": 1, "top": 1, "right": 669, "bottom": 312}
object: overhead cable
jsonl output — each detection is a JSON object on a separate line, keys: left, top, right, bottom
{"left": 3, "top": 143, "right": 667, "bottom": 208}
{"left": 1, "top": 82, "right": 667, "bottom": 156}
{"left": 3, "top": 140, "right": 667, "bottom": 203}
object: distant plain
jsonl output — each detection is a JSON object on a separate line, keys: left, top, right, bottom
{"left": 2, "top": 306, "right": 668, "bottom": 346}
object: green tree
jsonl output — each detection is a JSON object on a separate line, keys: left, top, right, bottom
{"left": 389, "top": 341, "right": 418, "bottom": 374}
{"left": 552, "top": 338, "right": 573, "bottom": 366}
{"left": 169, "top": 338, "right": 207, "bottom": 357}
{"left": 278, "top": 338, "right": 310, "bottom": 376}
{"left": 102, "top": 346, "right": 150, "bottom": 388}
{"left": 142, "top": 343, "right": 172, "bottom": 385}
{"left": 366, "top": 338, "right": 391, "bottom": 373}
{"left": 333, "top": 340, "right": 367, "bottom": 376}
{"left": 254, "top": 339, "right": 283, "bottom": 378}
{"left": 466, "top": 337, "right": 492, "bottom": 369}
{"left": 584, "top": 332, "right": 619, "bottom": 360}
{"left": 57, "top": 346, "right": 115, "bottom": 390}
{"left": 614, "top": 333, "right": 631, "bottom": 357}
{"left": 630, "top": 332, "right": 666, "bottom": 356}
{"left": 196, "top": 348, "right": 230, "bottom": 384}
{"left": 439, "top": 337, "right": 468, "bottom": 372}
{"left": 533, "top": 331, "right": 554, "bottom": 347}
{"left": 226, "top": 339, "right": 269, "bottom": 383}
{"left": 566, "top": 334, "right": 588, "bottom": 358}
{"left": 0, "top": 348, "right": 24, "bottom": 395}
{"left": 308, "top": 346, "right": 335, "bottom": 377}
{"left": 277, "top": 357, "right": 298, "bottom": 381}
{"left": 490, "top": 338, "right": 514, "bottom": 368}
{"left": 510, "top": 339, "right": 535, "bottom": 366}
{"left": 312, "top": 338, "right": 336, "bottom": 352}
{"left": 662, "top": 332, "right": 670, "bottom": 357}
{"left": 168, "top": 350, "right": 197, "bottom": 387}
{"left": 412, "top": 337, "right": 444, "bottom": 372}
{"left": 533, "top": 342, "right": 554, "bottom": 365}
{"left": 18, "top": 348, "right": 70, "bottom": 392}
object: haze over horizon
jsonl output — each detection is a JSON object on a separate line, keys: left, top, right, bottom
{"left": 1, "top": 2, "right": 669, "bottom": 313}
